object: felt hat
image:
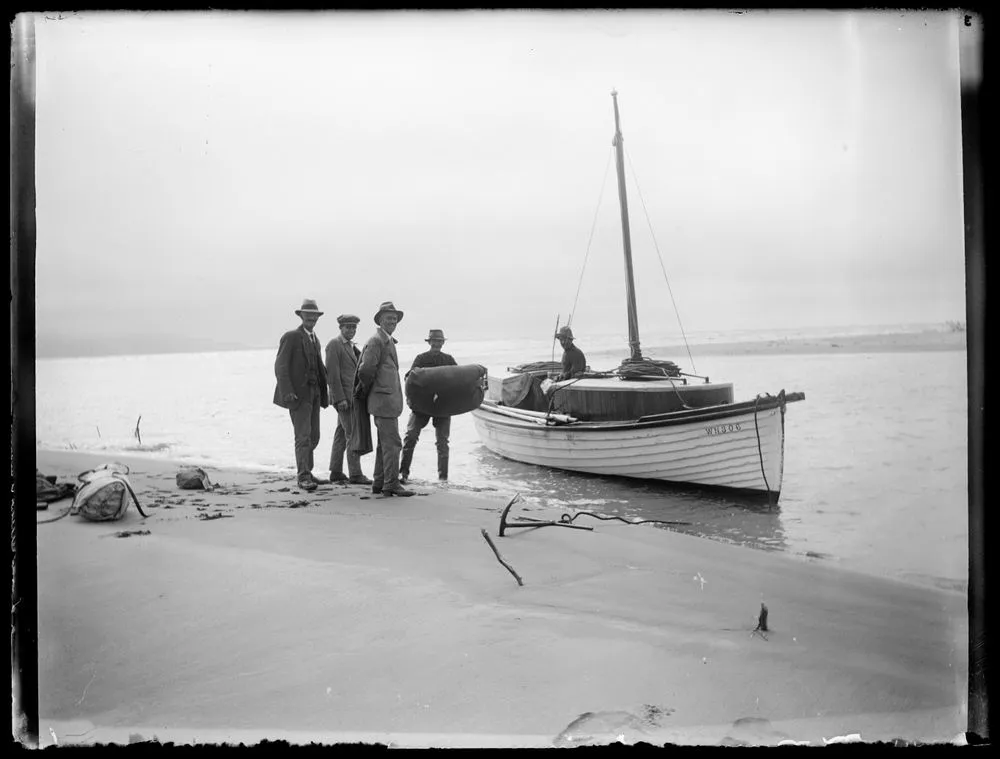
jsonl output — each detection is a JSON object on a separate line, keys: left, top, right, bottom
{"left": 555, "top": 326, "right": 574, "bottom": 340}
{"left": 373, "top": 301, "right": 404, "bottom": 325}
{"left": 425, "top": 329, "right": 447, "bottom": 342}
{"left": 295, "top": 299, "right": 324, "bottom": 316}
{"left": 337, "top": 314, "right": 361, "bottom": 326}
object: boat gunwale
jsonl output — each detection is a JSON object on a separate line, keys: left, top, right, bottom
{"left": 475, "top": 392, "right": 803, "bottom": 432}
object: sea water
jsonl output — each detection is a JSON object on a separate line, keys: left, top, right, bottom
{"left": 35, "top": 326, "right": 969, "bottom": 592}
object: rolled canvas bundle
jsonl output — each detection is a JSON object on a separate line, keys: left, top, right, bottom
{"left": 405, "top": 364, "right": 488, "bottom": 417}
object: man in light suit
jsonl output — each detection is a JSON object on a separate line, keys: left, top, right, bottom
{"left": 273, "top": 299, "right": 330, "bottom": 492}
{"left": 355, "top": 301, "right": 416, "bottom": 498}
{"left": 325, "top": 314, "right": 373, "bottom": 485}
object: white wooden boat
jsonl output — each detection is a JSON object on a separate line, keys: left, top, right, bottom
{"left": 473, "top": 390, "right": 803, "bottom": 497}
{"left": 473, "top": 92, "right": 805, "bottom": 500}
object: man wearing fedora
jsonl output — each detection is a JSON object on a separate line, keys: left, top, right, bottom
{"left": 355, "top": 301, "right": 415, "bottom": 497}
{"left": 399, "top": 329, "right": 458, "bottom": 484}
{"left": 273, "top": 299, "right": 330, "bottom": 492}
{"left": 555, "top": 325, "right": 587, "bottom": 381}
{"left": 325, "top": 314, "right": 373, "bottom": 486}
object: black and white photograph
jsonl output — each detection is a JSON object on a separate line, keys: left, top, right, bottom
{"left": 15, "top": 8, "right": 980, "bottom": 748}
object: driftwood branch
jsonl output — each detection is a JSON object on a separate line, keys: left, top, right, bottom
{"left": 498, "top": 493, "right": 520, "bottom": 536}
{"left": 498, "top": 493, "right": 595, "bottom": 536}
{"left": 481, "top": 528, "right": 523, "bottom": 586}
{"left": 134, "top": 415, "right": 142, "bottom": 446}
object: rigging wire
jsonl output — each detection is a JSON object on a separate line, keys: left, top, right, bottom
{"left": 624, "top": 147, "right": 698, "bottom": 375}
{"left": 567, "top": 146, "right": 615, "bottom": 329}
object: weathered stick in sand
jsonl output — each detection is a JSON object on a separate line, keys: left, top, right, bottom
{"left": 134, "top": 415, "right": 143, "bottom": 446}
{"left": 751, "top": 603, "right": 769, "bottom": 641}
{"left": 498, "top": 493, "right": 520, "bottom": 537}
{"left": 481, "top": 528, "right": 524, "bottom": 586}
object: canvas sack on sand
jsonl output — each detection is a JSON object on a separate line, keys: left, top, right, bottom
{"left": 71, "top": 463, "right": 148, "bottom": 522}
{"left": 176, "top": 467, "right": 214, "bottom": 490}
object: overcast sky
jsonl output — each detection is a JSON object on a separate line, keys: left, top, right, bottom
{"left": 31, "top": 10, "right": 971, "bottom": 357}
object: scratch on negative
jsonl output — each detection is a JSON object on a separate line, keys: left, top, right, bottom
{"left": 76, "top": 671, "right": 97, "bottom": 706}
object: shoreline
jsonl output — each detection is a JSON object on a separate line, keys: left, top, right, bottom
{"left": 35, "top": 328, "right": 967, "bottom": 362}
{"left": 31, "top": 450, "right": 968, "bottom": 747}
{"left": 649, "top": 329, "right": 967, "bottom": 358}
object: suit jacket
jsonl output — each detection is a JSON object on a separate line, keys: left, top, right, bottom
{"left": 325, "top": 335, "right": 361, "bottom": 407}
{"left": 273, "top": 326, "right": 330, "bottom": 410}
{"left": 355, "top": 327, "right": 404, "bottom": 418}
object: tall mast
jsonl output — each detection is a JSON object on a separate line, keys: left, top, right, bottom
{"left": 611, "top": 90, "right": 642, "bottom": 361}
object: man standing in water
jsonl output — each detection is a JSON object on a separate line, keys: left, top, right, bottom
{"left": 555, "top": 325, "right": 587, "bottom": 381}
{"left": 400, "top": 329, "right": 458, "bottom": 484}
{"left": 273, "top": 299, "right": 330, "bottom": 492}
{"left": 325, "top": 313, "right": 373, "bottom": 486}
{"left": 355, "top": 301, "right": 416, "bottom": 497}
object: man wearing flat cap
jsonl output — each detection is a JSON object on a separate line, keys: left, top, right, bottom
{"left": 400, "top": 329, "right": 458, "bottom": 484}
{"left": 273, "top": 299, "right": 330, "bottom": 492}
{"left": 325, "top": 314, "right": 373, "bottom": 485}
{"left": 354, "top": 301, "right": 416, "bottom": 497}
{"left": 555, "top": 325, "right": 587, "bottom": 381}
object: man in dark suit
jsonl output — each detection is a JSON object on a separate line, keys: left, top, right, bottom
{"left": 273, "top": 299, "right": 330, "bottom": 492}
{"left": 325, "top": 314, "right": 373, "bottom": 485}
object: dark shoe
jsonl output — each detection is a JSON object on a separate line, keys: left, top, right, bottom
{"left": 399, "top": 473, "right": 409, "bottom": 485}
{"left": 382, "top": 484, "right": 416, "bottom": 497}
{"left": 349, "top": 475, "right": 373, "bottom": 485}
{"left": 298, "top": 479, "right": 318, "bottom": 492}
{"left": 330, "top": 472, "right": 349, "bottom": 483}
{"left": 438, "top": 475, "right": 448, "bottom": 482}
{"left": 371, "top": 482, "right": 384, "bottom": 494}
{"left": 309, "top": 474, "right": 329, "bottom": 485}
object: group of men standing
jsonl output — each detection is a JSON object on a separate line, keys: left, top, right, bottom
{"left": 273, "top": 298, "right": 455, "bottom": 498}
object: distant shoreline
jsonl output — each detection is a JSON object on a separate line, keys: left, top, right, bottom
{"left": 34, "top": 328, "right": 967, "bottom": 361}
{"left": 648, "top": 329, "right": 967, "bottom": 358}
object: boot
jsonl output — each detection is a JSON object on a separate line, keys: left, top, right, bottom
{"left": 399, "top": 448, "right": 414, "bottom": 484}
{"left": 382, "top": 483, "right": 415, "bottom": 497}
{"left": 438, "top": 454, "right": 449, "bottom": 482}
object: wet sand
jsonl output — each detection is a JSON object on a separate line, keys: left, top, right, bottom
{"left": 33, "top": 450, "right": 968, "bottom": 747}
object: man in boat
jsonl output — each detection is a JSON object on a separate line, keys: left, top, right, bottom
{"left": 324, "top": 313, "right": 373, "bottom": 486}
{"left": 399, "top": 329, "right": 458, "bottom": 484}
{"left": 273, "top": 298, "right": 330, "bottom": 492}
{"left": 554, "top": 326, "right": 587, "bottom": 381}
{"left": 355, "top": 301, "right": 416, "bottom": 497}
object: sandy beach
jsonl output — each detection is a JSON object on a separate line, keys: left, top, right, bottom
{"left": 32, "top": 449, "right": 968, "bottom": 748}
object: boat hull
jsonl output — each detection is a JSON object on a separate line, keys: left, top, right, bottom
{"left": 472, "top": 395, "right": 795, "bottom": 497}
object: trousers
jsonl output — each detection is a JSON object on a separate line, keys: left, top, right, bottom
{"left": 371, "top": 416, "right": 402, "bottom": 488}
{"left": 400, "top": 411, "right": 451, "bottom": 479}
{"left": 289, "top": 385, "right": 321, "bottom": 480}
{"left": 329, "top": 404, "right": 363, "bottom": 478}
